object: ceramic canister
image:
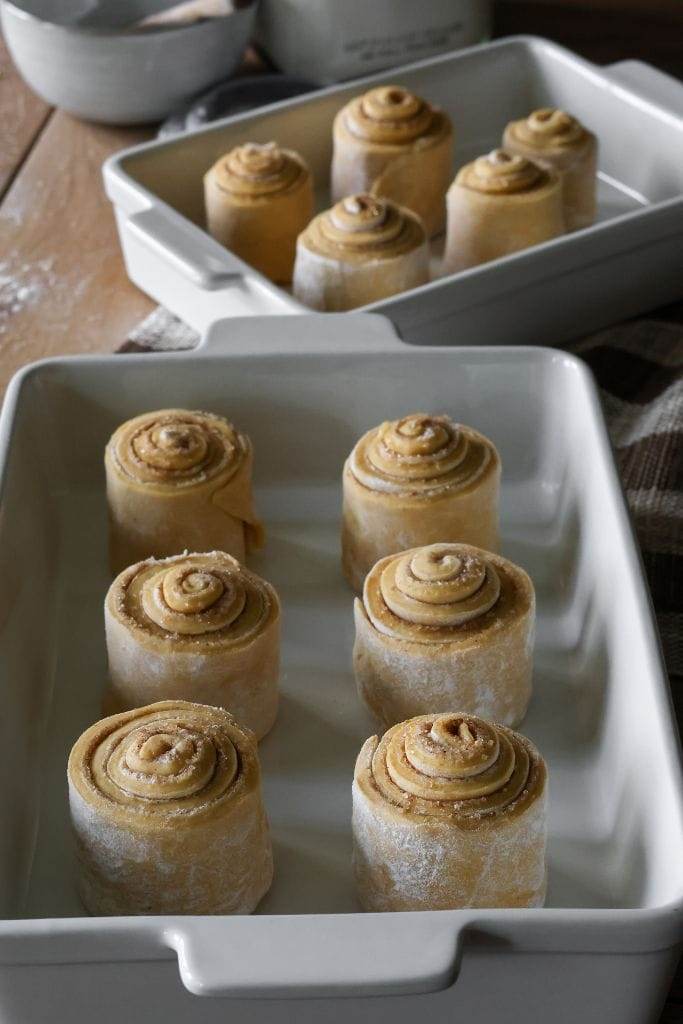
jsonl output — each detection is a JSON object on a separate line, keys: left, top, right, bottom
{"left": 256, "top": 0, "right": 492, "bottom": 83}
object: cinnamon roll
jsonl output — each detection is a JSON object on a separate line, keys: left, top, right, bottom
{"left": 293, "top": 194, "right": 429, "bottom": 311}
{"left": 105, "top": 552, "right": 280, "bottom": 739}
{"left": 105, "top": 409, "right": 263, "bottom": 576}
{"left": 204, "top": 141, "right": 314, "bottom": 283}
{"left": 342, "top": 413, "right": 500, "bottom": 592}
{"left": 503, "top": 108, "right": 597, "bottom": 230}
{"left": 354, "top": 543, "right": 535, "bottom": 729}
{"left": 443, "top": 149, "right": 565, "bottom": 273}
{"left": 353, "top": 712, "right": 547, "bottom": 911}
{"left": 68, "top": 700, "right": 273, "bottom": 915}
{"left": 331, "top": 86, "right": 453, "bottom": 237}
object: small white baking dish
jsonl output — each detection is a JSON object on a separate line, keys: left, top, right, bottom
{"left": 0, "top": 0, "right": 258, "bottom": 124}
{"left": 103, "top": 35, "right": 683, "bottom": 346}
{"left": 0, "top": 313, "right": 680, "bottom": 1022}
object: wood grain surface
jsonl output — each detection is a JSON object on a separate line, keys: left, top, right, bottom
{"left": 0, "top": 38, "right": 50, "bottom": 199}
{"left": 0, "top": 107, "right": 155, "bottom": 395}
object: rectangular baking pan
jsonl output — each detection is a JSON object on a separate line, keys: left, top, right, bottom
{"left": 0, "top": 312, "right": 681, "bottom": 1023}
{"left": 103, "top": 35, "right": 683, "bottom": 346}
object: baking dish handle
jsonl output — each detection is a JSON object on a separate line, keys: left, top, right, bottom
{"left": 166, "top": 913, "right": 465, "bottom": 998}
{"left": 125, "top": 208, "right": 304, "bottom": 318}
{"left": 605, "top": 60, "right": 683, "bottom": 119}
{"left": 197, "top": 311, "right": 406, "bottom": 354}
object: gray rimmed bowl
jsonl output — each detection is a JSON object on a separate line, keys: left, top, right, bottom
{"left": 0, "top": 0, "right": 258, "bottom": 124}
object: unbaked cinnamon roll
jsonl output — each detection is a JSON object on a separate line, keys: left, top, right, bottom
{"left": 204, "top": 141, "right": 314, "bottom": 283}
{"left": 105, "top": 551, "right": 280, "bottom": 739}
{"left": 353, "top": 712, "right": 547, "bottom": 911}
{"left": 354, "top": 543, "right": 535, "bottom": 729}
{"left": 503, "top": 108, "right": 597, "bottom": 230}
{"left": 443, "top": 149, "right": 565, "bottom": 273}
{"left": 293, "top": 193, "right": 429, "bottom": 311}
{"left": 68, "top": 700, "right": 273, "bottom": 915}
{"left": 342, "top": 413, "right": 500, "bottom": 592}
{"left": 331, "top": 86, "right": 453, "bottom": 236}
{"left": 105, "top": 409, "right": 263, "bottom": 575}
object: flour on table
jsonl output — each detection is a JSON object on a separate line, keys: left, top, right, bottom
{"left": 0, "top": 255, "right": 56, "bottom": 332}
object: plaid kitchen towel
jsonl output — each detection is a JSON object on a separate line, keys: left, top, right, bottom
{"left": 571, "top": 313, "right": 683, "bottom": 688}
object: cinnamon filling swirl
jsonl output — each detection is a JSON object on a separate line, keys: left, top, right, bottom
{"left": 368, "top": 713, "right": 540, "bottom": 820}
{"left": 350, "top": 414, "right": 492, "bottom": 496}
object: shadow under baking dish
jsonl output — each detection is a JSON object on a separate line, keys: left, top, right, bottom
{"left": 0, "top": 343, "right": 680, "bottom": 920}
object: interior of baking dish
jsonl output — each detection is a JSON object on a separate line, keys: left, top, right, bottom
{"left": 0, "top": 334, "right": 681, "bottom": 922}
{"left": 112, "top": 36, "right": 683, "bottom": 257}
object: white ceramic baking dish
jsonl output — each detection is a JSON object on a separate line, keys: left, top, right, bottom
{"left": 103, "top": 35, "right": 683, "bottom": 346}
{"left": 0, "top": 313, "right": 681, "bottom": 1023}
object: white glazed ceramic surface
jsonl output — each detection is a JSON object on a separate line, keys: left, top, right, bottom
{"left": 103, "top": 36, "right": 683, "bottom": 342}
{"left": 256, "top": 0, "right": 492, "bottom": 83}
{"left": 0, "top": 0, "right": 257, "bottom": 123}
{"left": 0, "top": 314, "right": 680, "bottom": 1024}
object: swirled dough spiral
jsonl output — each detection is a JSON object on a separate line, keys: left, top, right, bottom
{"left": 204, "top": 141, "right": 314, "bottom": 283}
{"left": 503, "top": 108, "right": 597, "bottom": 230}
{"left": 507, "top": 108, "right": 585, "bottom": 150}
{"left": 332, "top": 86, "right": 454, "bottom": 237}
{"left": 443, "top": 148, "right": 565, "bottom": 273}
{"left": 342, "top": 414, "right": 500, "bottom": 592}
{"left": 354, "top": 543, "right": 535, "bottom": 728}
{"left": 105, "top": 409, "right": 263, "bottom": 576}
{"left": 68, "top": 700, "right": 273, "bottom": 915}
{"left": 310, "top": 194, "right": 422, "bottom": 259}
{"left": 214, "top": 142, "right": 308, "bottom": 197}
{"left": 105, "top": 551, "right": 280, "bottom": 739}
{"left": 352, "top": 712, "right": 547, "bottom": 910}
{"left": 344, "top": 86, "right": 435, "bottom": 146}
{"left": 458, "top": 149, "right": 546, "bottom": 195}
{"left": 350, "top": 413, "right": 491, "bottom": 495}
{"left": 293, "top": 194, "right": 429, "bottom": 311}
{"left": 375, "top": 544, "right": 501, "bottom": 634}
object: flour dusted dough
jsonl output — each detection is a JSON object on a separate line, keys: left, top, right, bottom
{"left": 331, "top": 85, "right": 453, "bottom": 237}
{"left": 443, "top": 148, "right": 565, "bottom": 273}
{"left": 353, "top": 712, "right": 547, "bottom": 911}
{"left": 354, "top": 543, "right": 535, "bottom": 729}
{"left": 105, "top": 408, "right": 263, "bottom": 575}
{"left": 293, "top": 194, "right": 429, "bottom": 311}
{"left": 204, "top": 141, "right": 314, "bottom": 283}
{"left": 504, "top": 108, "right": 597, "bottom": 231}
{"left": 342, "top": 413, "right": 500, "bottom": 592}
{"left": 105, "top": 551, "right": 280, "bottom": 739}
{"left": 68, "top": 700, "right": 273, "bottom": 915}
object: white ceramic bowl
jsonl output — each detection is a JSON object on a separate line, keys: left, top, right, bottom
{"left": 0, "top": 0, "right": 258, "bottom": 124}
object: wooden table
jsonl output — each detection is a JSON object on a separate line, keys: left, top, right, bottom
{"left": 0, "top": 37, "right": 156, "bottom": 396}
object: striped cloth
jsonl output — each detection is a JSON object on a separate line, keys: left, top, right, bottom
{"left": 121, "top": 304, "right": 683, "bottom": 1021}
{"left": 570, "top": 308, "right": 683, "bottom": 1024}
{"left": 568, "top": 310, "right": 682, "bottom": 688}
